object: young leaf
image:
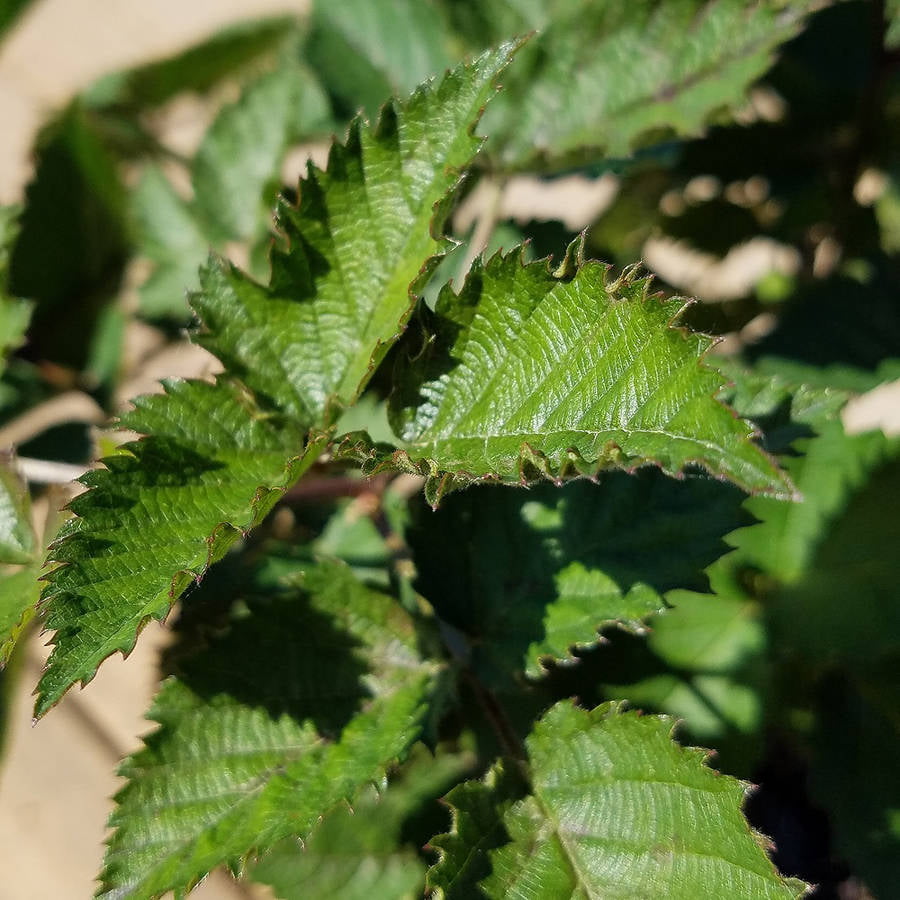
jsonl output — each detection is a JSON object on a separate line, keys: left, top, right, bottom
{"left": 35, "top": 379, "right": 324, "bottom": 716}
{"left": 409, "top": 472, "right": 749, "bottom": 685}
{"left": 99, "top": 561, "right": 441, "bottom": 899}
{"left": 432, "top": 701, "right": 807, "bottom": 899}
{"left": 347, "top": 246, "right": 792, "bottom": 505}
{"left": 192, "top": 42, "right": 518, "bottom": 427}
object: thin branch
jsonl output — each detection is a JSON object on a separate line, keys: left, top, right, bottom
{"left": 15, "top": 457, "right": 90, "bottom": 484}
{"left": 0, "top": 390, "right": 105, "bottom": 449}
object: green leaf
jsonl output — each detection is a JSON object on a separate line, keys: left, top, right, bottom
{"left": 131, "top": 168, "right": 209, "bottom": 319}
{"left": 0, "top": 459, "right": 34, "bottom": 565}
{"left": 465, "top": 0, "right": 815, "bottom": 167}
{"left": 718, "top": 361, "right": 900, "bottom": 662}
{"left": 249, "top": 744, "right": 468, "bottom": 900}
{"left": 433, "top": 701, "right": 807, "bottom": 899}
{"left": 134, "top": 60, "right": 330, "bottom": 318}
{"left": 410, "top": 471, "right": 749, "bottom": 686}
{"left": 99, "top": 560, "right": 440, "bottom": 899}
{"left": 723, "top": 368, "right": 892, "bottom": 583}
{"left": 348, "top": 247, "right": 792, "bottom": 505}
{"left": 35, "top": 379, "right": 324, "bottom": 716}
{"left": 8, "top": 104, "right": 128, "bottom": 372}
{"left": 192, "top": 64, "right": 315, "bottom": 243}
{"left": 307, "top": 0, "right": 455, "bottom": 120}
{"left": 0, "top": 205, "right": 33, "bottom": 366}
{"left": 602, "top": 573, "right": 768, "bottom": 766}
{"left": 427, "top": 762, "right": 526, "bottom": 898}
{"left": 252, "top": 790, "right": 425, "bottom": 900}
{"left": 192, "top": 43, "right": 518, "bottom": 427}
{"left": 773, "top": 456, "right": 900, "bottom": 662}
{"left": 0, "top": 563, "right": 40, "bottom": 667}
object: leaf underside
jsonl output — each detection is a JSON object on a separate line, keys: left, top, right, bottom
{"left": 344, "top": 246, "right": 792, "bottom": 506}
{"left": 98, "top": 561, "right": 439, "bottom": 900}
{"left": 432, "top": 701, "right": 807, "bottom": 899}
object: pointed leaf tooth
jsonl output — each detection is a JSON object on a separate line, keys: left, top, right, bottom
{"left": 360, "top": 250, "right": 793, "bottom": 500}
{"left": 447, "top": 701, "right": 810, "bottom": 899}
{"left": 98, "top": 561, "right": 440, "bottom": 899}
{"left": 34, "top": 379, "right": 324, "bottom": 717}
{"left": 192, "top": 42, "right": 520, "bottom": 431}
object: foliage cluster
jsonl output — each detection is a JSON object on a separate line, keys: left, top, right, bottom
{"left": 2, "top": 1, "right": 900, "bottom": 897}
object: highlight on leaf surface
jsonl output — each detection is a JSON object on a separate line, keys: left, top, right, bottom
{"left": 342, "top": 240, "right": 794, "bottom": 506}
{"left": 34, "top": 379, "right": 325, "bottom": 717}
{"left": 192, "top": 40, "right": 521, "bottom": 429}
{"left": 430, "top": 701, "right": 808, "bottom": 899}
{"left": 98, "top": 560, "right": 441, "bottom": 899}
{"left": 34, "top": 43, "right": 520, "bottom": 718}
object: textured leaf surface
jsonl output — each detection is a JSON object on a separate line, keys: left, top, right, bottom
{"left": 99, "top": 561, "right": 439, "bottom": 899}
{"left": 250, "top": 746, "right": 467, "bottom": 900}
{"left": 192, "top": 44, "right": 516, "bottom": 426}
{"left": 434, "top": 701, "right": 806, "bottom": 899}
{"left": 349, "top": 248, "right": 791, "bottom": 504}
{"left": 410, "top": 471, "right": 748, "bottom": 685}
{"left": 453, "top": 0, "right": 814, "bottom": 167}
{"left": 36, "top": 380, "right": 321, "bottom": 716}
